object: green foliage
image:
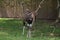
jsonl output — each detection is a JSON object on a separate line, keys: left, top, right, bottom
{"left": 0, "top": 0, "right": 3, "bottom": 6}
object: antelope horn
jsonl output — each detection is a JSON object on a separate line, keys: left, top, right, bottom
{"left": 35, "top": 0, "right": 45, "bottom": 13}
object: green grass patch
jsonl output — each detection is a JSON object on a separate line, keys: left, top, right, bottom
{"left": 0, "top": 18, "right": 60, "bottom": 40}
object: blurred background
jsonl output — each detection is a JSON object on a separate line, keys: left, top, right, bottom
{"left": 0, "top": 0, "right": 60, "bottom": 40}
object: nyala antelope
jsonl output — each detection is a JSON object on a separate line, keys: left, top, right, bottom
{"left": 21, "top": 0, "right": 44, "bottom": 38}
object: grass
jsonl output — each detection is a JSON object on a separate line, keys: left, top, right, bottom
{"left": 0, "top": 18, "right": 60, "bottom": 40}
